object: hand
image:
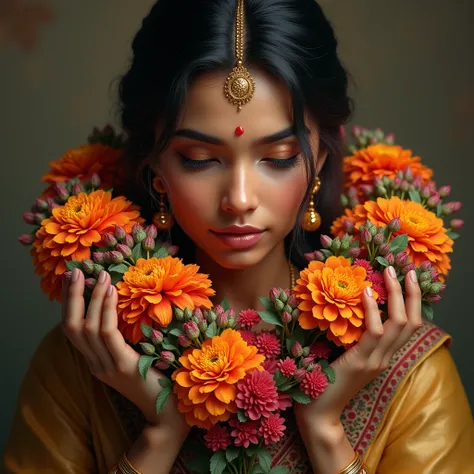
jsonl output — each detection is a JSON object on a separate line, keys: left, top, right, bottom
{"left": 61, "top": 268, "right": 190, "bottom": 442}
{"left": 295, "top": 266, "right": 422, "bottom": 438}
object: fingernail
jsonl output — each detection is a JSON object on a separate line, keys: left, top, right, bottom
{"left": 365, "top": 286, "right": 373, "bottom": 297}
{"left": 107, "top": 285, "right": 113, "bottom": 297}
{"left": 98, "top": 271, "right": 106, "bottom": 284}
{"left": 72, "top": 268, "right": 80, "bottom": 282}
{"left": 409, "top": 270, "right": 418, "bottom": 283}
{"left": 388, "top": 266, "right": 397, "bottom": 279}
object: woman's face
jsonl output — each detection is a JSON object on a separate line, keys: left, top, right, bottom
{"left": 156, "top": 70, "right": 324, "bottom": 269}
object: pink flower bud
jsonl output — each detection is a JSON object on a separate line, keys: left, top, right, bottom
{"left": 361, "top": 228, "right": 372, "bottom": 244}
{"left": 184, "top": 321, "right": 200, "bottom": 340}
{"left": 426, "top": 295, "right": 441, "bottom": 303}
{"left": 349, "top": 196, "right": 360, "bottom": 208}
{"left": 116, "top": 243, "right": 132, "bottom": 258}
{"left": 34, "top": 197, "right": 48, "bottom": 212}
{"left": 294, "top": 369, "right": 307, "bottom": 382}
{"left": 347, "top": 186, "right": 358, "bottom": 198}
{"left": 395, "top": 252, "right": 409, "bottom": 267}
{"left": 304, "top": 251, "right": 316, "bottom": 262}
{"left": 134, "top": 229, "right": 147, "bottom": 244}
{"left": 412, "top": 176, "right": 422, "bottom": 188}
{"left": 114, "top": 225, "right": 126, "bottom": 242}
{"left": 17, "top": 233, "right": 35, "bottom": 245}
{"left": 90, "top": 173, "right": 101, "bottom": 188}
{"left": 385, "top": 253, "right": 395, "bottom": 265}
{"left": 388, "top": 217, "right": 401, "bottom": 232}
{"left": 142, "top": 235, "right": 155, "bottom": 252}
{"left": 420, "top": 261, "right": 432, "bottom": 272}
{"left": 420, "top": 186, "right": 431, "bottom": 199}
{"left": 160, "top": 351, "right": 175, "bottom": 364}
{"left": 288, "top": 294, "right": 298, "bottom": 308}
{"left": 429, "top": 282, "right": 443, "bottom": 295}
{"left": 48, "top": 201, "right": 60, "bottom": 213}
{"left": 430, "top": 269, "right": 439, "bottom": 281}
{"left": 124, "top": 234, "right": 135, "bottom": 248}
{"left": 166, "top": 245, "right": 179, "bottom": 256}
{"left": 401, "top": 263, "right": 416, "bottom": 275}
{"left": 22, "top": 212, "right": 36, "bottom": 225}
{"left": 281, "top": 311, "right": 292, "bottom": 324}
{"left": 360, "top": 184, "right": 374, "bottom": 197}
{"left": 320, "top": 235, "right": 333, "bottom": 249}
{"left": 427, "top": 193, "right": 440, "bottom": 207}
{"left": 292, "top": 308, "right": 300, "bottom": 320}
{"left": 301, "top": 357, "right": 314, "bottom": 368}
{"left": 269, "top": 288, "right": 280, "bottom": 302}
{"left": 443, "top": 201, "right": 462, "bottom": 215}
{"left": 132, "top": 223, "right": 143, "bottom": 236}
{"left": 85, "top": 278, "right": 97, "bottom": 290}
{"left": 110, "top": 251, "right": 124, "bottom": 264}
{"left": 145, "top": 225, "right": 158, "bottom": 239}
{"left": 177, "top": 334, "right": 192, "bottom": 348}
{"left": 71, "top": 183, "right": 83, "bottom": 195}
{"left": 155, "top": 360, "right": 170, "bottom": 370}
{"left": 400, "top": 180, "right": 410, "bottom": 192}
{"left": 343, "top": 219, "right": 355, "bottom": 234}
{"left": 151, "top": 329, "right": 163, "bottom": 345}
{"left": 34, "top": 213, "right": 47, "bottom": 225}
{"left": 438, "top": 185, "right": 451, "bottom": 198}
{"left": 392, "top": 177, "right": 402, "bottom": 189}
{"left": 291, "top": 342, "right": 303, "bottom": 358}
{"left": 81, "top": 259, "right": 95, "bottom": 274}
{"left": 54, "top": 182, "right": 69, "bottom": 202}
{"left": 379, "top": 243, "right": 390, "bottom": 256}
{"left": 348, "top": 247, "right": 361, "bottom": 259}
{"left": 313, "top": 250, "right": 325, "bottom": 262}
{"left": 193, "top": 308, "right": 204, "bottom": 322}
{"left": 450, "top": 219, "right": 464, "bottom": 231}
{"left": 92, "top": 252, "right": 105, "bottom": 264}
{"left": 104, "top": 233, "right": 118, "bottom": 248}
{"left": 404, "top": 166, "right": 413, "bottom": 182}
{"left": 373, "top": 232, "right": 385, "bottom": 246}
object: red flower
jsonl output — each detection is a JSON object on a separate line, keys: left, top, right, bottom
{"left": 237, "top": 309, "right": 261, "bottom": 329}
{"left": 262, "top": 359, "right": 278, "bottom": 375}
{"left": 367, "top": 271, "right": 388, "bottom": 304}
{"left": 354, "top": 259, "right": 374, "bottom": 276}
{"left": 278, "top": 357, "right": 297, "bottom": 377}
{"left": 300, "top": 366, "right": 328, "bottom": 400}
{"left": 309, "top": 341, "right": 332, "bottom": 359}
{"left": 204, "top": 425, "right": 231, "bottom": 452}
{"left": 239, "top": 330, "right": 257, "bottom": 346}
{"left": 258, "top": 414, "right": 286, "bottom": 445}
{"left": 236, "top": 370, "right": 279, "bottom": 420}
{"left": 255, "top": 331, "right": 281, "bottom": 359}
{"left": 278, "top": 393, "right": 293, "bottom": 411}
{"left": 229, "top": 418, "right": 259, "bottom": 448}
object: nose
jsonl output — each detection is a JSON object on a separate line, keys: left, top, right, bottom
{"left": 220, "top": 162, "right": 259, "bottom": 216}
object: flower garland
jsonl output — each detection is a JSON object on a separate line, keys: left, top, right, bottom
{"left": 18, "top": 125, "right": 463, "bottom": 474}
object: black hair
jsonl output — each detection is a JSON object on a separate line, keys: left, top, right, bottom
{"left": 115, "top": 0, "right": 352, "bottom": 269}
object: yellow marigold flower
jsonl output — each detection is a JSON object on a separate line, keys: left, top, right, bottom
{"left": 294, "top": 256, "right": 377, "bottom": 347}
{"left": 172, "top": 329, "right": 265, "bottom": 429}
{"left": 117, "top": 256, "right": 215, "bottom": 344}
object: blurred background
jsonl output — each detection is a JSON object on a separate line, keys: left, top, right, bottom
{"left": 1, "top": 0, "right": 473, "bottom": 451}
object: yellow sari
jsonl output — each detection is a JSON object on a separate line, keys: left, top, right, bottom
{"left": 4, "top": 321, "right": 474, "bottom": 473}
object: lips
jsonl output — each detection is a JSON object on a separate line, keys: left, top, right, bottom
{"left": 210, "top": 225, "right": 265, "bottom": 250}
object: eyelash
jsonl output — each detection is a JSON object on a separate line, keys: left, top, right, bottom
{"left": 178, "top": 153, "right": 300, "bottom": 170}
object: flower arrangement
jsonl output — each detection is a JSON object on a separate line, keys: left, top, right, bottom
{"left": 18, "top": 124, "right": 463, "bottom": 473}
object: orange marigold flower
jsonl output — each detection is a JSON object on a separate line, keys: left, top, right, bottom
{"left": 363, "top": 197, "right": 453, "bottom": 276}
{"left": 343, "top": 144, "right": 433, "bottom": 193}
{"left": 41, "top": 144, "right": 122, "bottom": 196}
{"left": 172, "top": 329, "right": 265, "bottom": 429}
{"left": 117, "top": 256, "right": 215, "bottom": 344}
{"left": 32, "top": 190, "right": 142, "bottom": 301}
{"left": 294, "top": 256, "right": 377, "bottom": 347}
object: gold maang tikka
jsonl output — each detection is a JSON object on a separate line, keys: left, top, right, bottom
{"left": 224, "top": 0, "right": 256, "bottom": 112}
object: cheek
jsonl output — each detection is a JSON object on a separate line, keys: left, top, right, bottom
{"left": 268, "top": 174, "right": 307, "bottom": 221}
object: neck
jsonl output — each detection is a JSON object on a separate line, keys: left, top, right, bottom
{"left": 195, "top": 244, "right": 291, "bottom": 314}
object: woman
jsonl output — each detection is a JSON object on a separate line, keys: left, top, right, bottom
{"left": 4, "top": 0, "right": 473, "bottom": 473}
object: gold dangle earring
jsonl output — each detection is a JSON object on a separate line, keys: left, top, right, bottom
{"left": 152, "top": 176, "right": 174, "bottom": 230}
{"left": 301, "top": 177, "right": 322, "bottom": 232}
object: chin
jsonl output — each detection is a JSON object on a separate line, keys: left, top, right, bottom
{"left": 205, "top": 247, "right": 270, "bottom": 270}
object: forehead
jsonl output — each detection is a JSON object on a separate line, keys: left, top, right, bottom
{"left": 178, "top": 69, "right": 294, "bottom": 138}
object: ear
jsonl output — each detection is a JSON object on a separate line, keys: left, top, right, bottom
{"left": 315, "top": 147, "right": 328, "bottom": 176}
{"left": 152, "top": 174, "right": 167, "bottom": 194}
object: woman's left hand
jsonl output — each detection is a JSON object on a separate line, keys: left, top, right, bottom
{"left": 294, "top": 266, "right": 422, "bottom": 444}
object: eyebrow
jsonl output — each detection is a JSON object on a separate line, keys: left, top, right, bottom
{"left": 172, "top": 126, "right": 297, "bottom": 146}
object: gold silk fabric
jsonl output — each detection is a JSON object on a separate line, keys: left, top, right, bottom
{"left": 3, "top": 322, "right": 474, "bottom": 474}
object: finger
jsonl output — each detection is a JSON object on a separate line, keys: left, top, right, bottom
{"left": 84, "top": 271, "right": 116, "bottom": 374}
{"left": 62, "top": 269, "right": 102, "bottom": 371}
{"left": 61, "top": 273, "right": 71, "bottom": 323}
{"left": 356, "top": 285, "right": 384, "bottom": 357}
{"left": 101, "top": 286, "right": 138, "bottom": 369}
{"left": 386, "top": 270, "right": 422, "bottom": 356}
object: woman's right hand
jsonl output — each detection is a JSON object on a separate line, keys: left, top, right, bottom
{"left": 61, "top": 267, "right": 190, "bottom": 442}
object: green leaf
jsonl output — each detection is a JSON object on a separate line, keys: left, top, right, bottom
{"left": 131, "top": 243, "right": 142, "bottom": 262}
{"left": 159, "top": 377, "right": 172, "bottom": 389}
{"left": 447, "top": 231, "right": 460, "bottom": 240}
{"left": 205, "top": 321, "right": 218, "bottom": 338}
{"left": 422, "top": 302, "right": 434, "bottom": 321}
{"left": 138, "top": 355, "right": 155, "bottom": 381}
{"left": 408, "top": 190, "right": 421, "bottom": 203}
{"left": 246, "top": 445, "right": 260, "bottom": 456}
{"left": 225, "top": 446, "right": 240, "bottom": 463}
{"left": 436, "top": 202, "right": 443, "bottom": 217}
{"left": 277, "top": 383, "right": 294, "bottom": 392}
{"left": 269, "top": 467, "right": 290, "bottom": 474}
{"left": 210, "top": 450, "right": 227, "bottom": 474}
{"left": 285, "top": 325, "right": 306, "bottom": 353}
{"left": 255, "top": 448, "right": 272, "bottom": 473}
{"left": 66, "top": 260, "right": 82, "bottom": 270}
{"left": 273, "top": 370, "right": 288, "bottom": 387}
{"left": 141, "top": 324, "right": 154, "bottom": 339}
{"left": 320, "top": 249, "right": 333, "bottom": 258}
{"left": 323, "top": 365, "right": 336, "bottom": 384}
{"left": 108, "top": 263, "right": 128, "bottom": 273}
{"left": 376, "top": 256, "right": 389, "bottom": 267}
{"left": 161, "top": 339, "right": 178, "bottom": 351}
{"left": 109, "top": 272, "right": 123, "bottom": 285}
{"left": 260, "top": 296, "right": 276, "bottom": 312}
{"left": 152, "top": 247, "right": 169, "bottom": 259}
{"left": 258, "top": 311, "right": 283, "bottom": 328}
{"left": 237, "top": 410, "right": 248, "bottom": 423}
{"left": 155, "top": 385, "right": 172, "bottom": 414}
{"left": 318, "top": 359, "right": 329, "bottom": 369}
{"left": 388, "top": 234, "right": 408, "bottom": 253}
{"left": 168, "top": 328, "right": 183, "bottom": 337}
{"left": 250, "top": 467, "right": 265, "bottom": 474}
{"left": 220, "top": 298, "right": 230, "bottom": 311}
{"left": 290, "top": 389, "right": 311, "bottom": 404}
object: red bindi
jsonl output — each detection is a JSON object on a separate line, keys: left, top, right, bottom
{"left": 235, "top": 126, "right": 244, "bottom": 136}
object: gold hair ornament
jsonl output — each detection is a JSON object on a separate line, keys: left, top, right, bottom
{"left": 224, "top": 0, "right": 256, "bottom": 112}
{"left": 301, "top": 177, "right": 322, "bottom": 232}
